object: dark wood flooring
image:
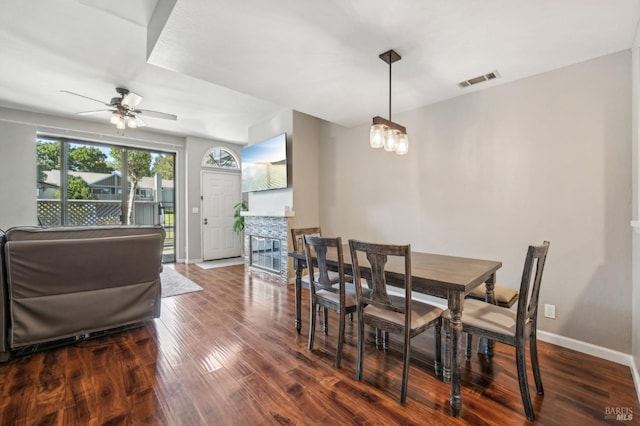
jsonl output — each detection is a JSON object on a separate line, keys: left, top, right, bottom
{"left": 0, "top": 264, "right": 638, "bottom": 425}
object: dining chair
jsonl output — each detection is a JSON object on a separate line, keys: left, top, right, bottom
{"left": 291, "top": 227, "right": 346, "bottom": 333}
{"left": 442, "top": 241, "right": 550, "bottom": 420}
{"left": 303, "top": 235, "right": 354, "bottom": 368}
{"left": 349, "top": 239, "right": 443, "bottom": 404}
{"left": 291, "top": 227, "right": 343, "bottom": 287}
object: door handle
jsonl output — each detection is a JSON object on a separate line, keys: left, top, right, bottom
{"left": 204, "top": 218, "right": 208, "bottom": 225}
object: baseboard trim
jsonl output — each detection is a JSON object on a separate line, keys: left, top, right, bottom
{"left": 529, "top": 331, "right": 639, "bottom": 402}
{"left": 537, "top": 330, "right": 632, "bottom": 366}
{"left": 631, "top": 357, "right": 640, "bottom": 404}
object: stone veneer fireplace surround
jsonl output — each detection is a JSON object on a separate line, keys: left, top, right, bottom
{"left": 242, "top": 211, "right": 294, "bottom": 284}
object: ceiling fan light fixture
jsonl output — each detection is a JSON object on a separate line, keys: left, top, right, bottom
{"left": 62, "top": 88, "right": 177, "bottom": 130}
{"left": 125, "top": 115, "right": 137, "bottom": 128}
{"left": 110, "top": 112, "right": 121, "bottom": 125}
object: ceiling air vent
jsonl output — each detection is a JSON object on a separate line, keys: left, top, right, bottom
{"left": 458, "top": 70, "right": 500, "bottom": 88}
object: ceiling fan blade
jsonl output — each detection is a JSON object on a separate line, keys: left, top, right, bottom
{"left": 121, "top": 91, "right": 143, "bottom": 109}
{"left": 77, "top": 109, "right": 114, "bottom": 115}
{"left": 134, "top": 116, "right": 146, "bottom": 127}
{"left": 60, "top": 90, "right": 110, "bottom": 106}
{"left": 137, "top": 109, "right": 177, "bottom": 120}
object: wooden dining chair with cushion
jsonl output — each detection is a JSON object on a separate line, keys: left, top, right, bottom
{"left": 442, "top": 241, "right": 550, "bottom": 421}
{"left": 303, "top": 235, "right": 355, "bottom": 368}
{"left": 349, "top": 240, "right": 443, "bottom": 404}
{"left": 292, "top": 227, "right": 348, "bottom": 333}
{"left": 291, "top": 227, "right": 343, "bottom": 288}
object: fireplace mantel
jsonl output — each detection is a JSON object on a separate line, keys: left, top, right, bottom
{"left": 241, "top": 210, "right": 295, "bottom": 217}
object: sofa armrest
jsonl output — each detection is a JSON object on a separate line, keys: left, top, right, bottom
{"left": 0, "top": 230, "right": 8, "bottom": 361}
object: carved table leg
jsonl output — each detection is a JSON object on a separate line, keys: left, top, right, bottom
{"left": 448, "top": 291, "right": 463, "bottom": 418}
{"left": 295, "top": 259, "right": 303, "bottom": 334}
{"left": 443, "top": 317, "right": 451, "bottom": 383}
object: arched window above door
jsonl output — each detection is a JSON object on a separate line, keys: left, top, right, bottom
{"left": 202, "top": 147, "right": 239, "bottom": 169}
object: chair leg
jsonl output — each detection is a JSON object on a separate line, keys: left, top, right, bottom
{"left": 323, "top": 307, "right": 329, "bottom": 335}
{"left": 355, "top": 310, "right": 365, "bottom": 381}
{"left": 308, "top": 301, "right": 316, "bottom": 350}
{"left": 530, "top": 335, "right": 544, "bottom": 395}
{"left": 465, "top": 333, "right": 473, "bottom": 360}
{"left": 375, "top": 328, "right": 383, "bottom": 349}
{"left": 384, "top": 331, "right": 389, "bottom": 350}
{"left": 335, "top": 308, "right": 346, "bottom": 368}
{"left": 516, "top": 339, "right": 535, "bottom": 421}
{"left": 400, "top": 331, "right": 411, "bottom": 404}
{"left": 434, "top": 321, "right": 442, "bottom": 376}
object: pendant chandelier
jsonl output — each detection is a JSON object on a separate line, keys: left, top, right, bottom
{"left": 369, "top": 49, "right": 408, "bottom": 155}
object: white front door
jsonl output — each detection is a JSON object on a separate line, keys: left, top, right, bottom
{"left": 201, "top": 170, "right": 242, "bottom": 260}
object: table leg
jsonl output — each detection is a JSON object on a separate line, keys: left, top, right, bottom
{"left": 294, "top": 259, "right": 302, "bottom": 334}
{"left": 448, "top": 291, "right": 463, "bottom": 417}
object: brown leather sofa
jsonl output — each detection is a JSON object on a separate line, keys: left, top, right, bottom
{"left": 0, "top": 225, "right": 165, "bottom": 361}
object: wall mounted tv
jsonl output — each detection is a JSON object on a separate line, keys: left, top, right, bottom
{"left": 241, "top": 132, "right": 288, "bottom": 192}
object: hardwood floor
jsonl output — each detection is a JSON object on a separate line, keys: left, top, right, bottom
{"left": 0, "top": 263, "right": 638, "bottom": 425}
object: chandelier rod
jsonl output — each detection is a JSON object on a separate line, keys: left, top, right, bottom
{"left": 389, "top": 53, "right": 392, "bottom": 122}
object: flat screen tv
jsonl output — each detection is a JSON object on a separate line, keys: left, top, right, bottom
{"left": 241, "top": 133, "right": 288, "bottom": 192}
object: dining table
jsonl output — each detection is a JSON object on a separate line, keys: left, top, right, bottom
{"left": 288, "top": 244, "right": 502, "bottom": 418}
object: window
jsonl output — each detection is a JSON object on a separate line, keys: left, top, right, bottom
{"left": 202, "top": 148, "right": 239, "bottom": 169}
{"left": 36, "top": 135, "right": 176, "bottom": 262}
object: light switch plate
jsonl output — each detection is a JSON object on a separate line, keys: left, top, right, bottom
{"left": 544, "top": 304, "right": 556, "bottom": 319}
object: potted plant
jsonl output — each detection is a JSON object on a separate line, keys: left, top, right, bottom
{"left": 233, "top": 200, "right": 248, "bottom": 235}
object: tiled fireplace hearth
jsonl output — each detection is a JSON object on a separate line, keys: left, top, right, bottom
{"left": 242, "top": 212, "right": 292, "bottom": 284}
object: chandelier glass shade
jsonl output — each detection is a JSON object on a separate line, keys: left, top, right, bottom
{"left": 369, "top": 49, "right": 409, "bottom": 155}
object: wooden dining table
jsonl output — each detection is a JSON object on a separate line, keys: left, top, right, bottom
{"left": 288, "top": 245, "right": 502, "bottom": 418}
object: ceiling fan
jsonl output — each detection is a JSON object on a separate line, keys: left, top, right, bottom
{"left": 61, "top": 87, "right": 177, "bottom": 130}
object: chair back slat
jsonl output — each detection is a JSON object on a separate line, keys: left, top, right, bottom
{"left": 349, "top": 240, "right": 411, "bottom": 316}
{"left": 303, "top": 235, "right": 344, "bottom": 293}
{"left": 516, "top": 241, "right": 550, "bottom": 334}
{"left": 365, "top": 251, "right": 392, "bottom": 304}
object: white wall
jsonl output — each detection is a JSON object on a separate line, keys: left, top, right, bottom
{"left": 319, "top": 51, "right": 632, "bottom": 352}
{"left": 0, "top": 121, "right": 37, "bottom": 230}
{"left": 632, "top": 40, "right": 640, "bottom": 392}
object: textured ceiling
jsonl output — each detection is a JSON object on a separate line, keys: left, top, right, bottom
{"left": 0, "top": 0, "right": 639, "bottom": 143}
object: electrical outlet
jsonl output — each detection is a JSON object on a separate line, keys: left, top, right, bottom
{"left": 544, "top": 304, "right": 556, "bottom": 319}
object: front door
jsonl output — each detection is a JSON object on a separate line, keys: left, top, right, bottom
{"left": 201, "top": 170, "right": 242, "bottom": 260}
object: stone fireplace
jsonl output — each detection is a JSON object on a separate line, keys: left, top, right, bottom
{"left": 242, "top": 212, "right": 293, "bottom": 284}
